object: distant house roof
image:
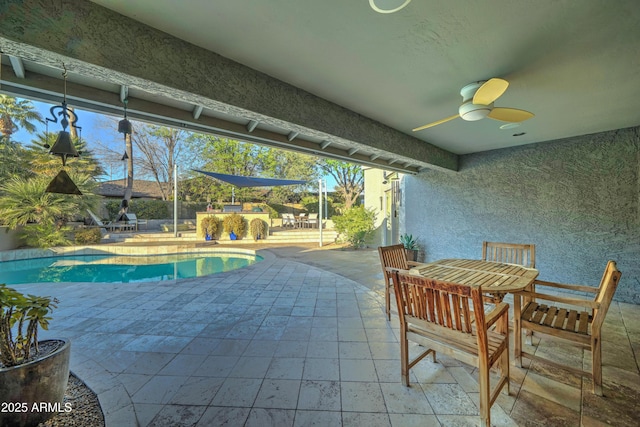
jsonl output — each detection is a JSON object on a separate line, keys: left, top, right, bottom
{"left": 96, "top": 179, "right": 169, "bottom": 199}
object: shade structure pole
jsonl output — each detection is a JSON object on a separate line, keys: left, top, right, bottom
{"left": 174, "top": 164, "right": 178, "bottom": 238}
{"left": 324, "top": 180, "right": 328, "bottom": 221}
{"left": 319, "top": 179, "right": 323, "bottom": 247}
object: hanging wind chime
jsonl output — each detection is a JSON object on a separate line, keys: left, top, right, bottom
{"left": 44, "top": 64, "right": 83, "bottom": 195}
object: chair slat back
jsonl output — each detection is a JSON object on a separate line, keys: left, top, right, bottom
{"left": 378, "top": 244, "right": 409, "bottom": 272}
{"left": 482, "top": 241, "right": 536, "bottom": 268}
{"left": 391, "top": 270, "right": 483, "bottom": 336}
{"left": 591, "top": 260, "right": 622, "bottom": 331}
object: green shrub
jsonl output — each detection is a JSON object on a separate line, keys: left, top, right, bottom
{"left": 130, "top": 200, "right": 168, "bottom": 219}
{"left": 74, "top": 227, "right": 102, "bottom": 245}
{"left": 20, "top": 223, "right": 72, "bottom": 248}
{"left": 105, "top": 199, "right": 169, "bottom": 220}
{"left": 105, "top": 200, "right": 121, "bottom": 220}
{"left": 301, "top": 195, "right": 338, "bottom": 217}
{"left": 260, "top": 204, "right": 279, "bottom": 219}
{"left": 222, "top": 213, "right": 246, "bottom": 237}
{"left": 249, "top": 218, "right": 268, "bottom": 240}
{"left": 332, "top": 206, "right": 377, "bottom": 249}
{"left": 200, "top": 215, "right": 221, "bottom": 238}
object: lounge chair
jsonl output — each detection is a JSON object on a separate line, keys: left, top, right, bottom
{"left": 86, "top": 209, "right": 131, "bottom": 232}
{"left": 306, "top": 213, "right": 318, "bottom": 228}
{"left": 282, "top": 213, "right": 295, "bottom": 228}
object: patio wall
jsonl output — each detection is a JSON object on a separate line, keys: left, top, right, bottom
{"left": 403, "top": 126, "right": 639, "bottom": 304}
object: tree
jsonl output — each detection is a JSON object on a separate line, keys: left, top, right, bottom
{"left": 319, "top": 159, "right": 364, "bottom": 210}
{"left": 0, "top": 95, "right": 43, "bottom": 141}
{"left": 131, "top": 125, "right": 184, "bottom": 200}
{"left": 28, "top": 132, "right": 104, "bottom": 178}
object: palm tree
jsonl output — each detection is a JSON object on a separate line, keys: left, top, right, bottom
{"left": 0, "top": 95, "right": 43, "bottom": 141}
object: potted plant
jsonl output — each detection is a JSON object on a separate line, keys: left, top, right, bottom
{"left": 200, "top": 215, "right": 220, "bottom": 240}
{"left": 249, "top": 218, "right": 267, "bottom": 241}
{"left": 400, "top": 233, "right": 419, "bottom": 261}
{"left": 0, "top": 284, "right": 70, "bottom": 427}
{"left": 222, "top": 213, "right": 246, "bottom": 240}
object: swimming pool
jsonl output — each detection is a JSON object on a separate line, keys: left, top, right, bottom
{"left": 0, "top": 253, "right": 263, "bottom": 284}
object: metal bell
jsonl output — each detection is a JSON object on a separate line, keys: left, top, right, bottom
{"left": 49, "top": 131, "right": 79, "bottom": 166}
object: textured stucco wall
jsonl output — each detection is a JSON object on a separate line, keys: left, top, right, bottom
{"left": 403, "top": 127, "right": 640, "bottom": 304}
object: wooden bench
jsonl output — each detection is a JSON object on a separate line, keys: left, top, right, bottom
{"left": 389, "top": 268, "right": 510, "bottom": 427}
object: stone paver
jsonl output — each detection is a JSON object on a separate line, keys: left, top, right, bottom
{"left": 13, "top": 245, "right": 640, "bottom": 426}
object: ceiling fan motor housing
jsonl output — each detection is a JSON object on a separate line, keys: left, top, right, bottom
{"left": 459, "top": 81, "right": 492, "bottom": 121}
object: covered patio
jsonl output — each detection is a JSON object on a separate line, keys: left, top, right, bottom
{"left": 16, "top": 244, "right": 639, "bottom": 426}
{"left": 1, "top": 2, "right": 639, "bottom": 426}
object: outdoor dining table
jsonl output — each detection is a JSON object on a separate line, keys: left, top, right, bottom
{"left": 409, "top": 258, "right": 539, "bottom": 299}
{"left": 409, "top": 258, "right": 539, "bottom": 335}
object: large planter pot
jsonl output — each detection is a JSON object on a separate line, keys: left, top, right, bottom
{"left": 405, "top": 248, "right": 418, "bottom": 262}
{"left": 0, "top": 339, "right": 71, "bottom": 427}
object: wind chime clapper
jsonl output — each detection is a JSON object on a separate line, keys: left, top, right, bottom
{"left": 118, "top": 98, "right": 132, "bottom": 160}
{"left": 45, "top": 65, "right": 81, "bottom": 166}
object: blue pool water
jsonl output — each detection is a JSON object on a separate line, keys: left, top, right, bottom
{"left": 0, "top": 253, "right": 262, "bottom": 284}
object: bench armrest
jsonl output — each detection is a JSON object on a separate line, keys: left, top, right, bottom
{"left": 485, "top": 302, "right": 509, "bottom": 329}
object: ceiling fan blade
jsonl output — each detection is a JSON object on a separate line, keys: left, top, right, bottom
{"left": 412, "top": 114, "right": 460, "bottom": 132}
{"left": 488, "top": 107, "right": 534, "bottom": 122}
{"left": 473, "top": 78, "right": 509, "bottom": 105}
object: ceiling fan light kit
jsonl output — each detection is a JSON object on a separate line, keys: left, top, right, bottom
{"left": 459, "top": 101, "right": 493, "bottom": 121}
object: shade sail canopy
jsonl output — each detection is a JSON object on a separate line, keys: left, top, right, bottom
{"left": 193, "top": 170, "right": 308, "bottom": 188}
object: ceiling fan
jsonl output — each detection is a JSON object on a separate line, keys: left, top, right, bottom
{"left": 412, "top": 78, "right": 534, "bottom": 132}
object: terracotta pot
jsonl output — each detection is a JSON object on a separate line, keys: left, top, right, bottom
{"left": 0, "top": 339, "right": 71, "bottom": 427}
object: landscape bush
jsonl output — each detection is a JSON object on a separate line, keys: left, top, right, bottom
{"left": 332, "top": 205, "right": 376, "bottom": 249}
{"left": 74, "top": 227, "right": 102, "bottom": 245}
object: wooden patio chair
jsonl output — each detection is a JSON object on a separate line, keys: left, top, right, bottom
{"left": 513, "top": 260, "right": 622, "bottom": 396}
{"left": 482, "top": 241, "right": 536, "bottom": 268}
{"left": 389, "top": 269, "right": 510, "bottom": 427}
{"left": 482, "top": 241, "right": 536, "bottom": 303}
{"left": 378, "top": 244, "right": 420, "bottom": 321}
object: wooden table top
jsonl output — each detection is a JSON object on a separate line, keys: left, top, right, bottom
{"left": 410, "top": 258, "right": 539, "bottom": 294}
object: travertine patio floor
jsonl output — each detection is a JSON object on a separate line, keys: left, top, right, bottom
{"left": 15, "top": 245, "right": 640, "bottom": 426}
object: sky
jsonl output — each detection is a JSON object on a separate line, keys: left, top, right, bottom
{"left": 12, "top": 98, "right": 338, "bottom": 189}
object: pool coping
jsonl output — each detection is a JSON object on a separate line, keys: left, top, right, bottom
{"left": 0, "top": 245, "right": 267, "bottom": 263}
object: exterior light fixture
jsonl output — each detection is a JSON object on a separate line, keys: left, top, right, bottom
{"left": 46, "top": 64, "right": 81, "bottom": 166}
{"left": 369, "top": 0, "right": 412, "bottom": 14}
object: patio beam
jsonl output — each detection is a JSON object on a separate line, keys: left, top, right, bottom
{"left": 0, "top": 0, "right": 457, "bottom": 172}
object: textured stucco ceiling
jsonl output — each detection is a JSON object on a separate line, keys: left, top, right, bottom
{"left": 88, "top": 0, "right": 640, "bottom": 155}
